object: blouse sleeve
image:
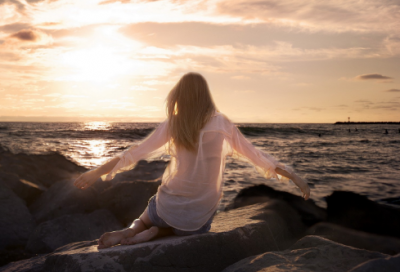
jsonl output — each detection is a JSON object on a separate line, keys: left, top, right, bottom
{"left": 230, "top": 124, "right": 292, "bottom": 183}
{"left": 101, "top": 119, "right": 170, "bottom": 181}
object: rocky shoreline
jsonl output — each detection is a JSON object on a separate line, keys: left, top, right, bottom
{"left": 1, "top": 146, "right": 400, "bottom": 271}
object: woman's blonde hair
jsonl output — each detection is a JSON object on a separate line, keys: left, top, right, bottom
{"left": 166, "top": 72, "right": 217, "bottom": 152}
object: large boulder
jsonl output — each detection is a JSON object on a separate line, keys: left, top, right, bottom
{"left": 222, "top": 235, "right": 387, "bottom": 272}
{"left": 326, "top": 191, "right": 400, "bottom": 238}
{"left": 26, "top": 209, "right": 124, "bottom": 254}
{"left": 0, "top": 150, "right": 86, "bottom": 188}
{"left": 99, "top": 180, "right": 161, "bottom": 226}
{"left": 307, "top": 222, "right": 400, "bottom": 255}
{"left": 0, "top": 201, "right": 307, "bottom": 272}
{"left": 229, "top": 184, "right": 326, "bottom": 226}
{"left": 29, "top": 179, "right": 98, "bottom": 224}
{"left": 0, "top": 171, "right": 46, "bottom": 205}
{"left": 349, "top": 253, "right": 400, "bottom": 272}
{"left": 110, "top": 160, "right": 168, "bottom": 185}
{"left": 0, "top": 184, "right": 35, "bottom": 250}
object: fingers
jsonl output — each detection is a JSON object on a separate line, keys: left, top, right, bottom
{"left": 74, "top": 175, "right": 85, "bottom": 188}
{"left": 73, "top": 175, "right": 91, "bottom": 190}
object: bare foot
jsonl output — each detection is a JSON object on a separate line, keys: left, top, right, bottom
{"left": 98, "top": 229, "right": 134, "bottom": 249}
{"left": 121, "top": 226, "right": 159, "bottom": 245}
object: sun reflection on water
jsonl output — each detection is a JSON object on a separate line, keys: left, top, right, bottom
{"left": 84, "top": 121, "right": 112, "bottom": 131}
{"left": 70, "top": 121, "right": 114, "bottom": 168}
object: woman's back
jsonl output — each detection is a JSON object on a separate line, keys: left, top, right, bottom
{"left": 157, "top": 112, "right": 231, "bottom": 230}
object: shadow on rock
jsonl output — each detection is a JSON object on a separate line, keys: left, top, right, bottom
{"left": 0, "top": 184, "right": 35, "bottom": 250}
{"left": 99, "top": 180, "right": 160, "bottom": 226}
{"left": 307, "top": 222, "right": 400, "bottom": 255}
{"left": 326, "top": 191, "right": 400, "bottom": 239}
{"left": 26, "top": 209, "right": 123, "bottom": 254}
{"left": 223, "top": 236, "right": 387, "bottom": 272}
{"left": 29, "top": 180, "right": 98, "bottom": 224}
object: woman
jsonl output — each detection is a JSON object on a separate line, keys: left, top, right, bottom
{"left": 74, "top": 72, "right": 310, "bottom": 249}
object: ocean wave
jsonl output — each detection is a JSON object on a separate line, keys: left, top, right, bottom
{"left": 7, "top": 128, "right": 155, "bottom": 140}
{"left": 238, "top": 126, "right": 306, "bottom": 136}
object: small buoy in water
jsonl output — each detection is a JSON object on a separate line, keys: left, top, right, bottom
{"left": 348, "top": 129, "right": 351, "bottom": 133}
{"left": 355, "top": 128, "right": 358, "bottom": 131}
{"left": 318, "top": 134, "right": 321, "bottom": 137}
{"left": 384, "top": 129, "right": 388, "bottom": 134}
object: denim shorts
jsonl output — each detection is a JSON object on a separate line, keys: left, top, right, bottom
{"left": 147, "top": 195, "right": 214, "bottom": 236}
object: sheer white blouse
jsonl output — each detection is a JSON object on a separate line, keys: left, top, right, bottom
{"left": 102, "top": 112, "right": 292, "bottom": 231}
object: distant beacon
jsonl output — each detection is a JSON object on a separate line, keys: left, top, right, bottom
{"left": 348, "top": 117, "right": 350, "bottom": 123}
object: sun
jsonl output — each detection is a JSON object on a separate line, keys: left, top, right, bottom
{"left": 56, "top": 26, "right": 143, "bottom": 83}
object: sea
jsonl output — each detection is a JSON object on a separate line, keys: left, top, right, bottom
{"left": 0, "top": 121, "right": 399, "bottom": 209}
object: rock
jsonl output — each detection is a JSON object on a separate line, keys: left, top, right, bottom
{"left": 326, "top": 191, "right": 400, "bottom": 238}
{"left": 0, "top": 183, "right": 35, "bottom": 250}
{"left": 222, "top": 235, "right": 387, "bottom": 272}
{"left": 0, "top": 171, "right": 46, "bottom": 205}
{"left": 99, "top": 180, "right": 161, "bottom": 226}
{"left": 26, "top": 209, "right": 124, "bottom": 254}
{"left": 0, "top": 150, "right": 86, "bottom": 188}
{"left": 0, "top": 201, "right": 307, "bottom": 272}
{"left": 229, "top": 184, "right": 326, "bottom": 226}
{"left": 349, "top": 253, "right": 400, "bottom": 272}
{"left": 307, "top": 222, "right": 400, "bottom": 255}
{"left": 380, "top": 196, "right": 400, "bottom": 206}
{"left": 0, "top": 249, "right": 36, "bottom": 268}
{"left": 29, "top": 179, "right": 98, "bottom": 224}
{"left": 110, "top": 160, "right": 168, "bottom": 185}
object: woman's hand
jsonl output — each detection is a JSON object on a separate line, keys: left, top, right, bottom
{"left": 275, "top": 166, "right": 310, "bottom": 200}
{"left": 293, "top": 176, "right": 310, "bottom": 200}
{"left": 74, "top": 170, "right": 99, "bottom": 190}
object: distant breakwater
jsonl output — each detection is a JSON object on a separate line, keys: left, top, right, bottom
{"left": 334, "top": 121, "right": 400, "bottom": 125}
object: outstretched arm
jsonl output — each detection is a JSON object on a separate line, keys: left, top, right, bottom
{"left": 74, "top": 157, "right": 120, "bottom": 190}
{"left": 74, "top": 119, "right": 170, "bottom": 189}
{"left": 231, "top": 124, "right": 310, "bottom": 200}
{"left": 275, "top": 166, "right": 310, "bottom": 200}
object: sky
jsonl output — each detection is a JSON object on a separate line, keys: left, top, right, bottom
{"left": 0, "top": 0, "right": 399, "bottom": 123}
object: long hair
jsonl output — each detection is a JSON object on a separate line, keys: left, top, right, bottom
{"left": 166, "top": 72, "right": 217, "bottom": 152}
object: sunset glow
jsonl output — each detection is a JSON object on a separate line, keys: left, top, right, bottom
{"left": 1, "top": 0, "right": 399, "bottom": 122}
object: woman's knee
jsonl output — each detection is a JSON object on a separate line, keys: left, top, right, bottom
{"left": 139, "top": 208, "right": 153, "bottom": 229}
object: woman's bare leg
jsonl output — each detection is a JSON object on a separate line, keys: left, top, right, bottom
{"left": 98, "top": 208, "right": 152, "bottom": 249}
{"left": 121, "top": 226, "right": 174, "bottom": 245}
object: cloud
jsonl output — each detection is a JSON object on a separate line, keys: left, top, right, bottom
{"left": 354, "top": 99, "right": 372, "bottom": 103}
{"left": 354, "top": 74, "right": 392, "bottom": 81}
{"left": 231, "top": 75, "right": 250, "bottom": 80}
{"left": 99, "top": 0, "right": 132, "bottom": 4}
{"left": 384, "top": 89, "right": 400, "bottom": 92}
{"left": 216, "top": 0, "right": 400, "bottom": 34}
{"left": 9, "top": 29, "right": 40, "bottom": 42}
{"left": 333, "top": 104, "right": 348, "bottom": 108}
{"left": 293, "top": 107, "right": 324, "bottom": 111}
{"left": 0, "top": 0, "right": 26, "bottom": 14}
{"left": 0, "top": 23, "right": 31, "bottom": 33}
